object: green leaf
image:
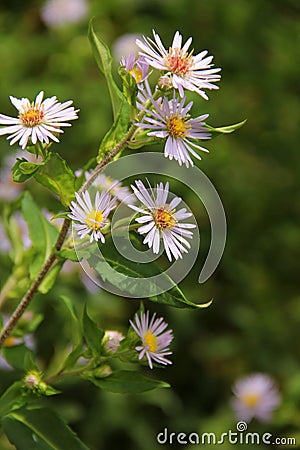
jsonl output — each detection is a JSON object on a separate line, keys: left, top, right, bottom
{"left": 2, "top": 344, "right": 35, "bottom": 371}
{"left": 0, "top": 382, "right": 29, "bottom": 417}
{"left": 205, "top": 119, "right": 247, "bottom": 137}
{"left": 97, "top": 98, "right": 130, "bottom": 162}
{"left": 55, "top": 247, "right": 80, "bottom": 262}
{"left": 82, "top": 305, "right": 104, "bottom": 356}
{"left": 2, "top": 407, "right": 90, "bottom": 450}
{"left": 88, "top": 19, "right": 125, "bottom": 119}
{"left": 85, "top": 370, "right": 170, "bottom": 393}
{"left": 38, "top": 261, "right": 64, "bottom": 294}
{"left": 84, "top": 235, "right": 212, "bottom": 309}
{"left": 33, "top": 152, "right": 76, "bottom": 207}
{"left": 21, "top": 192, "right": 58, "bottom": 281}
{"left": 12, "top": 159, "right": 40, "bottom": 183}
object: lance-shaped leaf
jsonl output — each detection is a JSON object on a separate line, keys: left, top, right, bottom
{"left": 205, "top": 119, "right": 247, "bottom": 138}
{"left": 21, "top": 192, "right": 58, "bottom": 281}
{"left": 88, "top": 19, "right": 125, "bottom": 119}
{"left": 2, "top": 407, "right": 90, "bottom": 450}
{"left": 97, "top": 98, "right": 130, "bottom": 162}
{"left": 83, "top": 305, "right": 104, "bottom": 356}
{"left": 84, "top": 370, "right": 170, "bottom": 393}
{"left": 82, "top": 235, "right": 212, "bottom": 309}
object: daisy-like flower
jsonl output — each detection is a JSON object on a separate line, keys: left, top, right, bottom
{"left": 89, "top": 172, "right": 132, "bottom": 204}
{"left": 68, "top": 190, "right": 117, "bottom": 243}
{"left": 136, "top": 85, "right": 211, "bottom": 167}
{"left": 0, "top": 91, "right": 79, "bottom": 150}
{"left": 129, "top": 180, "right": 195, "bottom": 261}
{"left": 130, "top": 311, "right": 173, "bottom": 369}
{"left": 232, "top": 373, "right": 281, "bottom": 423}
{"left": 120, "top": 54, "right": 150, "bottom": 84}
{"left": 136, "top": 30, "right": 221, "bottom": 99}
{"left": 102, "top": 330, "right": 125, "bottom": 355}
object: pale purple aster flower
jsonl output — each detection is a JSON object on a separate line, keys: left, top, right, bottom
{"left": 0, "top": 91, "right": 79, "bottom": 150}
{"left": 136, "top": 30, "right": 221, "bottom": 100}
{"left": 130, "top": 311, "right": 173, "bottom": 369}
{"left": 68, "top": 190, "right": 117, "bottom": 243}
{"left": 120, "top": 54, "right": 150, "bottom": 83}
{"left": 41, "top": 0, "right": 88, "bottom": 28}
{"left": 103, "top": 330, "right": 125, "bottom": 354}
{"left": 232, "top": 373, "right": 281, "bottom": 423}
{"left": 136, "top": 84, "right": 211, "bottom": 167}
{"left": 129, "top": 180, "right": 196, "bottom": 261}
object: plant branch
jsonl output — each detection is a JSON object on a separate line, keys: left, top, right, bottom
{"left": 0, "top": 124, "right": 137, "bottom": 349}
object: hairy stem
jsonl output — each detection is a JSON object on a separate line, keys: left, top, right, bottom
{"left": 0, "top": 124, "right": 136, "bottom": 349}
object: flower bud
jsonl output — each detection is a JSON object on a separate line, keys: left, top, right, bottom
{"left": 102, "top": 330, "right": 124, "bottom": 354}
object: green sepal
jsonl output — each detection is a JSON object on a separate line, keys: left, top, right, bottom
{"left": 118, "top": 65, "right": 138, "bottom": 108}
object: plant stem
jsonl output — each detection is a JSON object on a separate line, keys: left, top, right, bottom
{"left": 0, "top": 124, "right": 137, "bottom": 349}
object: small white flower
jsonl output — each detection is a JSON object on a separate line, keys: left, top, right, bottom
{"left": 0, "top": 91, "right": 79, "bottom": 150}
{"left": 130, "top": 311, "right": 173, "bottom": 369}
{"left": 232, "top": 373, "right": 281, "bottom": 423}
{"left": 41, "top": 0, "right": 88, "bottom": 28}
{"left": 136, "top": 30, "right": 221, "bottom": 100}
{"left": 136, "top": 85, "right": 211, "bottom": 167}
{"left": 68, "top": 190, "right": 117, "bottom": 243}
{"left": 129, "top": 180, "right": 195, "bottom": 261}
{"left": 89, "top": 172, "right": 132, "bottom": 204}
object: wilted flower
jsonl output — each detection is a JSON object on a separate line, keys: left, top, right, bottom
{"left": 232, "top": 373, "right": 281, "bottom": 423}
{"left": 68, "top": 190, "right": 117, "bottom": 243}
{"left": 136, "top": 30, "right": 221, "bottom": 99}
{"left": 120, "top": 54, "right": 150, "bottom": 83}
{"left": 0, "top": 91, "right": 79, "bottom": 150}
{"left": 130, "top": 310, "right": 173, "bottom": 369}
{"left": 41, "top": 0, "right": 88, "bottom": 28}
{"left": 129, "top": 180, "right": 195, "bottom": 261}
{"left": 136, "top": 83, "right": 211, "bottom": 167}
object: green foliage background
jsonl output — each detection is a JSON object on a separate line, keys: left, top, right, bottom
{"left": 0, "top": 0, "right": 300, "bottom": 448}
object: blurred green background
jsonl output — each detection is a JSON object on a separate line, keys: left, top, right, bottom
{"left": 0, "top": 0, "right": 300, "bottom": 449}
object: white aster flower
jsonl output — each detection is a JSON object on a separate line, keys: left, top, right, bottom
{"left": 68, "top": 190, "right": 117, "bottom": 243}
{"left": 129, "top": 180, "right": 196, "bottom": 261}
{"left": 136, "top": 85, "right": 211, "bottom": 167}
{"left": 0, "top": 91, "right": 79, "bottom": 150}
{"left": 232, "top": 373, "right": 281, "bottom": 423}
{"left": 102, "top": 330, "right": 125, "bottom": 354}
{"left": 130, "top": 310, "right": 173, "bottom": 369}
{"left": 41, "top": 0, "right": 88, "bottom": 28}
{"left": 136, "top": 30, "right": 221, "bottom": 100}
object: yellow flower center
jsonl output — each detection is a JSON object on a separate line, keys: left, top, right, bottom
{"left": 129, "top": 68, "right": 143, "bottom": 83}
{"left": 167, "top": 116, "right": 189, "bottom": 138}
{"left": 85, "top": 210, "right": 104, "bottom": 231}
{"left": 154, "top": 208, "right": 177, "bottom": 230}
{"left": 144, "top": 332, "right": 158, "bottom": 352}
{"left": 19, "top": 106, "right": 44, "bottom": 127}
{"left": 165, "top": 48, "right": 193, "bottom": 75}
{"left": 242, "top": 393, "right": 260, "bottom": 408}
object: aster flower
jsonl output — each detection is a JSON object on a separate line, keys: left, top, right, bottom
{"left": 120, "top": 54, "right": 150, "bottom": 84}
{"left": 136, "top": 85, "right": 211, "bottom": 167}
{"left": 68, "top": 190, "right": 117, "bottom": 243}
{"left": 130, "top": 311, "right": 173, "bottom": 369}
{"left": 0, "top": 91, "right": 79, "bottom": 150}
{"left": 88, "top": 172, "right": 132, "bottom": 204}
{"left": 41, "top": 0, "right": 88, "bottom": 28}
{"left": 129, "top": 180, "right": 195, "bottom": 261}
{"left": 102, "top": 330, "right": 125, "bottom": 354}
{"left": 232, "top": 373, "right": 281, "bottom": 423}
{"left": 136, "top": 30, "right": 221, "bottom": 99}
